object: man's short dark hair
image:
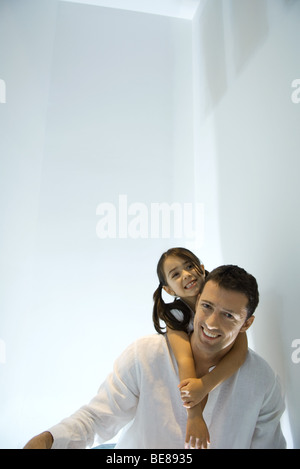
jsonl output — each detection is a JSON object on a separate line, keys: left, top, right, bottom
{"left": 205, "top": 265, "right": 259, "bottom": 319}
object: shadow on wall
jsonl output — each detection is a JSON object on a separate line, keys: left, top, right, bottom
{"left": 199, "top": 0, "right": 269, "bottom": 116}
{"left": 251, "top": 292, "right": 286, "bottom": 385}
{"left": 195, "top": 0, "right": 300, "bottom": 448}
{"left": 229, "top": 0, "right": 269, "bottom": 74}
{"left": 198, "top": 0, "right": 227, "bottom": 115}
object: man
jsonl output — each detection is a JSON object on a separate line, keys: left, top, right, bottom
{"left": 24, "top": 265, "right": 286, "bottom": 449}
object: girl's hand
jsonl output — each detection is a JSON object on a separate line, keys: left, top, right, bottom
{"left": 178, "top": 378, "right": 206, "bottom": 408}
{"left": 184, "top": 406, "right": 210, "bottom": 449}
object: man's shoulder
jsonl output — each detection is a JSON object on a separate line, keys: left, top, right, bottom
{"left": 246, "top": 348, "right": 274, "bottom": 370}
{"left": 119, "top": 334, "right": 168, "bottom": 361}
{"left": 241, "top": 349, "right": 285, "bottom": 426}
{"left": 115, "top": 333, "right": 175, "bottom": 377}
{"left": 243, "top": 348, "right": 280, "bottom": 388}
{"left": 132, "top": 333, "right": 169, "bottom": 354}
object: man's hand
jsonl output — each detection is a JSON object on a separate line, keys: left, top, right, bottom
{"left": 23, "top": 431, "right": 54, "bottom": 449}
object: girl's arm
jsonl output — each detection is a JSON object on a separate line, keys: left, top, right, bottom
{"left": 166, "top": 328, "right": 210, "bottom": 448}
{"left": 204, "top": 332, "right": 248, "bottom": 390}
{"left": 167, "top": 328, "right": 196, "bottom": 381}
{"left": 179, "top": 332, "right": 248, "bottom": 407}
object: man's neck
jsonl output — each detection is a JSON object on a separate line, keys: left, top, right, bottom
{"left": 190, "top": 333, "right": 233, "bottom": 378}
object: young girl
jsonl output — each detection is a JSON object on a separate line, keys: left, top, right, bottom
{"left": 152, "top": 247, "right": 248, "bottom": 449}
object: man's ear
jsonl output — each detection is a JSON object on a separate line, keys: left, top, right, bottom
{"left": 163, "top": 285, "right": 176, "bottom": 297}
{"left": 240, "top": 315, "right": 255, "bottom": 333}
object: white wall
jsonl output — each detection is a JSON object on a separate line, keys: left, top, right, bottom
{"left": 1, "top": 0, "right": 299, "bottom": 449}
{"left": 0, "top": 0, "right": 196, "bottom": 448}
{"left": 192, "top": 0, "right": 300, "bottom": 448}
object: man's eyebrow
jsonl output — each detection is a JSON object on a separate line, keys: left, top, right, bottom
{"left": 200, "top": 299, "right": 236, "bottom": 314}
{"left": 200, "top": 299, "right": 214, "bottom": 307}
{"left": 200, "top": 298, "right": 213, "bottom": 304}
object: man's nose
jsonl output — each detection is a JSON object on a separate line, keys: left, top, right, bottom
{"left": 204, "top": 312, "right": 220, "bottom": 330}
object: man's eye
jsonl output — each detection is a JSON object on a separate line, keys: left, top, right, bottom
{"left": 201, "top": 303, "right": 211, "bottom": 310}
{"left": 224, "top": 312, "right": 234, "bottom": 319}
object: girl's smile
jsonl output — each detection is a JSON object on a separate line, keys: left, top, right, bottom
{"left": 184, "top": 279, "right": 198, "bottom": 290}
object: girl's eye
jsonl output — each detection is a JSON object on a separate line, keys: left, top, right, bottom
{"left": 172, "top": 272, "right": 179, "bottom": 278}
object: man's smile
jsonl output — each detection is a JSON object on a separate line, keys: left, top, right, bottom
{"left": 201, "top": 326, "right": 221, "bottom": 340}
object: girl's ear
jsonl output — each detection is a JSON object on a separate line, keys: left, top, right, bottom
{"left": 163, "top": 285, "right": 176, "bottom": 297}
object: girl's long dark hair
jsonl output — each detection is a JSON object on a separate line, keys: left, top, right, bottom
{"left": 152, "top": 247, "right": 205, "bottom": 334}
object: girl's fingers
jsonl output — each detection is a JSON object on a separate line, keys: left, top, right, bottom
{"left": 185, "top": 436, "right": 208, "bottom": 449}
{"left": 181, "top": 395, "right": 194, "bottom": 406}
{"left": 178, "top": 379, "right": 190, "bottom": 389}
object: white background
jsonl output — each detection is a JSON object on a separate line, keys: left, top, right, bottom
{"left": 0, "top": 0, "right": 299, "bottom": 448}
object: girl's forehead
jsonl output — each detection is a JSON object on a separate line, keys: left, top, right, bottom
{"left": 163, "top": 255, "right": 189, "bottom": 273}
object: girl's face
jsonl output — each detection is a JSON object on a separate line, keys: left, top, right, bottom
{"left": 162, "top": 255, "right": 205, "bottom": 305}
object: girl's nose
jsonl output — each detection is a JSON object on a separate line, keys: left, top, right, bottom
{"left": 182, "top": 269, "right": 192, "bottom": 279}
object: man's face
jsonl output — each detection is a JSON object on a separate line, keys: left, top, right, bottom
{"left": 193, "top": 280, "right": 254, "bottom": 356}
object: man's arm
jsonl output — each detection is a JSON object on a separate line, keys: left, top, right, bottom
{"left": 23, "top": 342, "right": 139, "bottom": 449}
{"left": 24, "top": 431, "right": 53, "bottom": 449}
